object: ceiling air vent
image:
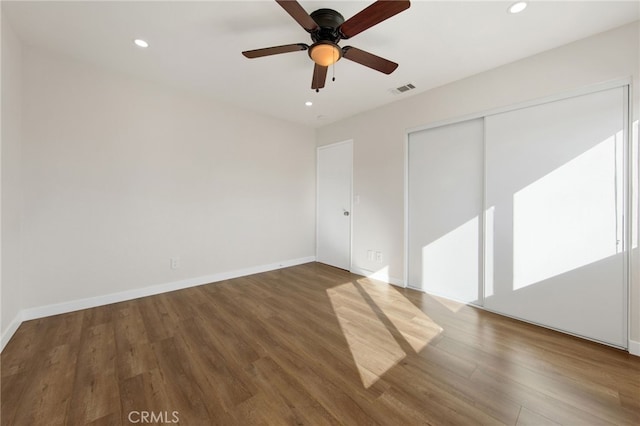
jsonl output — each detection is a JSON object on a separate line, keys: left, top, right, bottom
{"left": 390, "top": 83, "right": 416, "bottom": 95}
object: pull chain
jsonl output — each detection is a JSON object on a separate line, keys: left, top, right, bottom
{"left": 332, "top": 49, "right": 336, "bottom": 82}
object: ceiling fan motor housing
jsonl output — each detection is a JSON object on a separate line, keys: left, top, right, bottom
{"left": 310, "top": 9, "right": 344, "bottom": 43}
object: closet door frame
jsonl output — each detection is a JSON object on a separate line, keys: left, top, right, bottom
{"left": 404, "top": 78, "right": 632, "bottom": 349}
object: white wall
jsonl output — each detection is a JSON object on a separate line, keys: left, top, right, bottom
{"left": 1, "top": 15, "right": 23, "bottom": 343}
{"left": 15, "top": 46, "right": 315, "bottom": 313}
{"left": 316, "top": 22, "right": 640, "bottom": 345}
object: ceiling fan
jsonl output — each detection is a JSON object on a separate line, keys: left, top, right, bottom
{"left": 242, "top": 0, "right": 411, "bottom": 92}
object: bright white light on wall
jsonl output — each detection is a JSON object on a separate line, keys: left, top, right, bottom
{"left": 512, "top": 134, "right": 622, "bottom": 290}
{"left": 134, "top": 39, "right": 149, "bottom": 48}
{"left": 508, "top": 1, "right": 528, "bottom": 14}
{"left": 305, "top": 101, "right": 313, "bottom": 107}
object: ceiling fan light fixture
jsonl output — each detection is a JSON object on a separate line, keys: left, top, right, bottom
{"left": 309, "top": 42, "right": 342, "bottom": 67}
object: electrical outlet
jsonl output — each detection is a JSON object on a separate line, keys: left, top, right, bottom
{"left": 367, "top": 250, "right": 374, "bottom": 261}
{"left": 375, "top": 251, "right": 383, "bottom": 263}
{"left": 170, "top": 257, "right": 180, "bottom": 269}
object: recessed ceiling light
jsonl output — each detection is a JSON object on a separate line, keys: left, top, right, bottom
{"left": 134, "top": 39, "right": 149, "bottom": 48}
{"left": 305, "top": 101, "right": 313, "bottom": 107}
{"left": 508, "top": 1, "right": 528, "bottom": 14}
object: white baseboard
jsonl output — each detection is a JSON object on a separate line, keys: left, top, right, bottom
{"left": 350, "top": 266, "right": 405, "bottom": 287}
{"left": 1, "top": 256, "right": 315, "bottom": 352}
{"left": 1, "top": 313, "right": 24, "bottom": 352}
{"left": 7, "top": 256, "right": 635, "bottom": 357}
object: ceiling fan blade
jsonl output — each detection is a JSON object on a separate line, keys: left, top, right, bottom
{"left": 242, "top": 43, "right": 308, "bottom": 59}
{"left": 342, "top": 46, "right": 398, "bottom": 74}
{"left": 276, "top": 0, "right": 319, "bottom": 32}
{"left": 311, "top": 64, "right": 328, "bottom": 90}
{"left": 340, "top": 0, "right": 410, "bottom": 39}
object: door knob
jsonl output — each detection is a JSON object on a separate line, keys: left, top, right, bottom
{"left": 343, "top": 209, "right": 350, "bottom": 216}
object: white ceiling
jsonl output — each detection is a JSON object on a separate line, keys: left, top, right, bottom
{"left": 3, "top": 1, "right": 639, "bottom": 127}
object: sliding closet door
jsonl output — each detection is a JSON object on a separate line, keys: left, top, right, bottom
{"left": 484, "top": 87, "right": 627, "bottom": 347}
{"left": 408, "top": 119, "right": 483, "bottom": 303}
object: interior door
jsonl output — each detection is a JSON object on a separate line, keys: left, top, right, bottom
{"left": 317, "top": 141, "right": 352, "bottom": 270}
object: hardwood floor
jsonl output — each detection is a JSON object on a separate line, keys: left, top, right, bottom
{"left": 2, "top": 262, "right": 639, "bottom": 425}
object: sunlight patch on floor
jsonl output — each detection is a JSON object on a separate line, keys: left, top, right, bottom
{"left": 328, "top": 280, "right": 444, "bottom": 387}
{"left": 327, "top": 282, "right": 405, "bottom": 388}
{"left": 428, "top": 293, "right": 467, "bottom": 313}
{"left": 356, "top": 278, "right": 443, "bottom": 353}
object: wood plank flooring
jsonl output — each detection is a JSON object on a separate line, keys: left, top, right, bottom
{"left": 1, "top": 262, "right": 639, "bottom": 425}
